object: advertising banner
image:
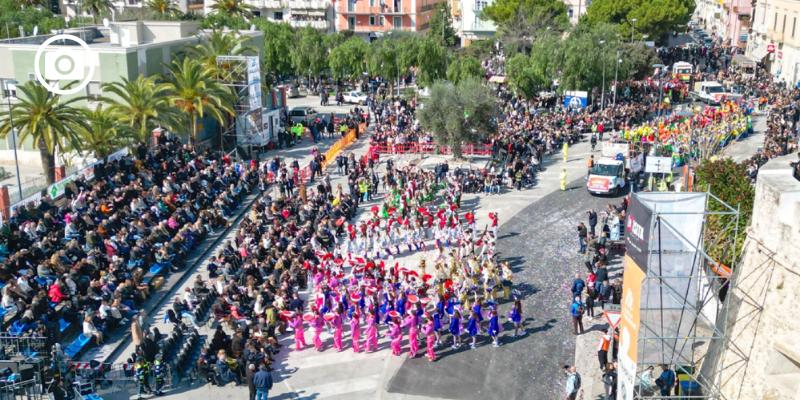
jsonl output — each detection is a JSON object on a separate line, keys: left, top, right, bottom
{"left": 563, "top": 90, "right": 588, "bottom": 109}
{"left": 588, "top": 176, "right": 611, "bottom": 192}
{"left": 625, "top": 195, "right": 653, "bottom": 271}
{"left": 644, "top": 156, "right": 673, "bottom": 174}
{"left": 618, "top": 255, "right": 646, "bottom": 400}
{"left": 247, "top": 56, "right": 262, "bottom": 111}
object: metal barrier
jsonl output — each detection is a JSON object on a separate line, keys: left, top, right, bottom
{"left": 368, "top": 142, "right": 493, "bottom": 156}
{"left": 0, "top": 378, "right": 45, "bottom": 400}
{"left": 0, "top": 336, "right": 48, "bottom": 360}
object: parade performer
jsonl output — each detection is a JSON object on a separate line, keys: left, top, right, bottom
{"left": 364, "top": 309, "right": 379, "bottom": 353}
{"left": 350, "top": 310, "right": 362, "bottom": 353}
{"left": 332, "top": 307, "right": 344, "bottom": 352}
{"left": 449, "top": 309, "right": 462, "bottom": 349}
{"left": 508, "top": 299, "right": 524, "bottom": 337}
{"left": 389, "top": 313, "right": 403, "bottom": 356}
{"left": 312, "top": 309, "right": 325, "bottom": 351}
{"left": 488, "top": 308, "right": 501, "bottom": 347}
{"left": 466, "top": 310, "right": 480, "bottom": 349}
{"left": 288, "top": 313, "right": 307, "bottom": 350}
{"left": 403, "top": 311, "right": 419, "bottom": 358}
{"left": 423, "top": 314, "right": 437, "bottom": 362}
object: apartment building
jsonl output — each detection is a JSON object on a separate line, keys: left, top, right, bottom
{"left": 694, "top": 0, "right": 751, "bottom": 49}
{"left": 333, "top": 0, "right": 444, "bottom": 36}
{"left": 747, "top": 0, "right": 800, "bottom": 86}
{"left": 451, "top": 0, "right": 496, "bottom": 45}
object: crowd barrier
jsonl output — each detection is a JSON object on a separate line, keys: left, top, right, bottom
{"left": 294, "top": 122, "right": 364, "bottom": 185}
{"left": 368, "top": 142, "right": 493, "bottom": 156}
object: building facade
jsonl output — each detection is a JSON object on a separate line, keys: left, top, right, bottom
{"left": 562, "top": 0, "right": 588, "bottom": 25}
{"left": 451, "top": 0, "right": 496, "bottom": 45}
{"left": 234, "top": 0, "right": 333, "bottom": 31}
{"left": 333, "top": 0, "right": 443, "bottom": 35}
{"left": 747, "top": 0, "right": 800, "bottom": 86}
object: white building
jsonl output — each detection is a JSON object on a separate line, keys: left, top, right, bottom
{"left": 562, "top": 0, "right": 588, "bottom": 25}
{"left": 451, "top": 0, "right": 496, "bottom": 45}
{"left": 747, "top": 0, "right": 800, "bottom": 87}
{"left": 204, "top": 0, "right": 332, "bottom": 31}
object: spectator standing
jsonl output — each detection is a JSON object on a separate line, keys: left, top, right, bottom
{"left": 564, "top": 365, "right": 582, "bottom": 400}
{"left": 570, "top": 296, "right": 585, "bottom": 335}
{"left": 253, "top": 365, "right": 273, "bottom": 400}
{"left": 656, "top": 364, "right": 676, "bottom": 397}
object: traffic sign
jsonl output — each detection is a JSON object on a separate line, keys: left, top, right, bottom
{"left": 604, "top": 310, "right": 622, "bottom": 329}
{"left": 767, "top": 43, "right": 775, "bottom": 53}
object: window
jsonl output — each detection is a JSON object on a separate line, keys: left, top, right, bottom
{"left": 348, "top": 16, "right": 356, "bottom": 30}
{"left": 393, "top": 16, "right": 402, "bottom": 28}
{"left": 793, "top": 17, "right": 797, "bottom": 38}
{"left": 370, "top": 0, "right": 375, "bottom": 6}
{"left": 1, "top": 79, "right": 17, "bottom": 99}
{"left": 85, "top": 81, "right": 102, "bottom": 101}
{"left": 369, "top": 15, "right": 376, "bottom": 25}
{"left": 783, "top": 14, "right": 787, "bottom": 33}
{"left": 273, "top": 11, "right": 283, "bottom": 20}
{"left": 568, "top": 8, "right": 573, "bottom": 18}
{"left": 393, "top": 0, "right": 400, "bottom": 12}
{"left": 474, "top": 0, "right": 487, "bottom": 10}
{"left": 379, "top": 15, "right": 385, "bottom": 25}
{"left": 774, "top": 12, "right": 778, "bottom": 30}
{"left": 348, "top": 0, "right": 356, "bottom": 12}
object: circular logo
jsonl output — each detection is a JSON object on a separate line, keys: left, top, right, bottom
{"left": 34, "top": 34, "right": 96, "bottom": 96}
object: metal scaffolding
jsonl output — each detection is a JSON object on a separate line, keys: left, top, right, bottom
{"left": 629, "top": 191, "right": 741, "bottom": 400}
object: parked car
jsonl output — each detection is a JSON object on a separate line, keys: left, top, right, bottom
{"left": 342, "top": 91, "right": 368, "bottom": 104}
{"left": 289, "top": 106, "right": 319, "bottom": 125}
{"left": 285, "top": 84, "right": 301, "bottom": 98}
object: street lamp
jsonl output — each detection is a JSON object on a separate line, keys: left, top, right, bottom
{"left": 599, "top": 40, "right": 606, "bottom": 111}
{"left": 612, "top": 50, "right": 621, "bottom": 128}
{"left": 630, "top": 18, "right": 638, "bottom": 42}
{"left": 4, "top": 89, "right": 23, "bottom": 201}
{"left": 652, "top": 63, "right": 666, "bottom": 118}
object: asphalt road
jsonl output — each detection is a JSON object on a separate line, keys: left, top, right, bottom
{"left": 386, "top": 179, "right": 622, "bottom": 400}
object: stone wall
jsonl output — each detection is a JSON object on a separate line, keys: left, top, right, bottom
{"left": 720, "top": 154, "right": 800, "bottom": 400}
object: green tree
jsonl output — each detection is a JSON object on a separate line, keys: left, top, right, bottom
{"left": 446, "top": 55, "right": 483, "bottom": 84}
{"left": 209, "top": 0, "right": 255, "bottom": 19}
{"left": 694, "top": 158, "right": 755, "bottom": 268}
{"left": 254, "top": 19, "right": 295, "bottom": 81}
{"left": 0, "top": 0, "right": 67, "bottom": 39}
{"left": 585, "top": 0, "right": 694, "bottom": 42}
{"left": 164, "top": 58, "right": 235, "bottom": 146}
{"left": 146, "top": 0, "right": 182, "bottom": 18}
{"left": 76, "top": 104, "right": 129, "bottom": 159}
{"left": 416, "top": 38, "right": 447, "bottom": 87}
{"left": 190, "top": 30, "right": 257, "bottom": 80}
{"left": 505, "top": 53, "right": 540, "bottom": 98}
{"left": 200, "top": 12, "right": 249, "bottom": 29}
{"left": 101, "top": 75, "right": 176, "bottom": 144}
{"left": 0, "top": 82, "right": 86, "bottom": 184}
{"left": 81, "top": 0, "right": 114, "bottom": 23}
{"left": 292, "top": 27, "right": 327, "bottom": 79}
{"left": 396, "top": 35, "right": 421, "bottom": 74}
{"left": 329, "top": 37, "right": 369, "bottom": 79}
{"left": 367, "top": 38, "right": 399, "bottom": 84}
{"left": 427, "top": 3, "right": 458, "bottom": 47}
{"left": 418, "top": 78, "right": 497, "bottom": 158}
{"left": 484, "top": 0, "right": 570, "bottom": 51}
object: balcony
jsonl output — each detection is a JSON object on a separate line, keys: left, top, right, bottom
{"left": 288, "top": 19, "right": 330, "bottom": 29}
{"left": 288, "top": 0, "right": 328, "bottom": 9}
{"left": 244, "top": 0, "right": 287, "bottom": 8}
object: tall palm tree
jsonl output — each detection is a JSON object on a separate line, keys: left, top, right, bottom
{"left": 76, "top": 104, "right": 129, "bottom": 159}
{"left": 0, "top": 82, "right": 86, "bottom": 184}
{"left": 101, "top": 75, "right": 176, "bottom": 144}
{"left": 164, "top": 58, "right": 234, "bottom": 146}
{"left": 190, "top": 30, "right": 257, "bottom": 80}
{"left": 81, "top": 0, "right": 115, "bottom": 23}
{"left": 146, "top": 0, "right": 182, "bottom": 18}
{"left": 209, "top": 0, "right": 255, "bottom": 19}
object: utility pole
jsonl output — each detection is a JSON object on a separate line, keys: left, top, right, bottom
{"left": 5, "top": 94, "right": 23, "bottom": 201}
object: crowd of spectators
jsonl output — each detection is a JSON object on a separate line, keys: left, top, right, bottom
{"left": 744, "top": 87, "right": 800, "bottom": 181}
{"left": 0, "top": 136, "right": 258, "bottom": 352}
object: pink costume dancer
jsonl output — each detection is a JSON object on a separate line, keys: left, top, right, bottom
{"left": 332, "top": 312, "right": 344, "bottom": 351}
{"left": 389, "top": 319, "right": 402, "bottom": 356}
{"left": 402, "top": 313, "right": 419, "bottom": 358}
{"left": 313, "top": 312, "right": 325, "bottom": 351}
{"left": 365, "top": 312, "right": 378, "bottom": 352}
{"left": 350, "top": 312, "right": 362, "bottom": 353}
{"left": 423, "top": 317, "right": 436, "bottom": 362}
{"left": 289, "top": 315, "right": 307, "bottom": 351}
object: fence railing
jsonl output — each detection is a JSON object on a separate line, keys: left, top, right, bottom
{"left": 368, "top": 142, "right": 493, "bottom": 156}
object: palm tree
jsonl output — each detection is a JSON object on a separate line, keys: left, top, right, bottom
{"left": 146, "top": 0, "right": 182, "bottom": 18}
{"left": 190, "top": 30, "right": 257, "bottom": 80}
{"left": 164, "top": 58, "right": 235, "bottom": 146}
{"left": 76, "top": 104, "right": 129, "bottom": 159}
{"left": 0, "top": 82, "right": 86, "bottom": 184}
{"left": 100, "top": 75, "right": 176, "bottom": 144}
{"left": 209, "top": 0, "right": 255, "bottom": 19}
{"left": 81, "top": 0, "right": 115, "bottom": 23}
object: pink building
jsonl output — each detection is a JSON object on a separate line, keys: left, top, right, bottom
{"left": 724, "top": 0, "right": 753, "bottom": 49}
{"left": 333, "top": 0, "right": 443, "bottom": 34}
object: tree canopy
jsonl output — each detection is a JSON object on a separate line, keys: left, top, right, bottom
{"left": 418, "top": 79, "right": 497, "bottom": 158}
{"left": 427, "top": 2, "right": 458, "bottom": 47}
{"left": 584, "top": 0, "right": 694, "bottom": 42}
{"left": 446, "top": 55, "right": 484, "bottom": 84}
{"left": 328, "top": 37, "right": 369, "bottom": 79}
